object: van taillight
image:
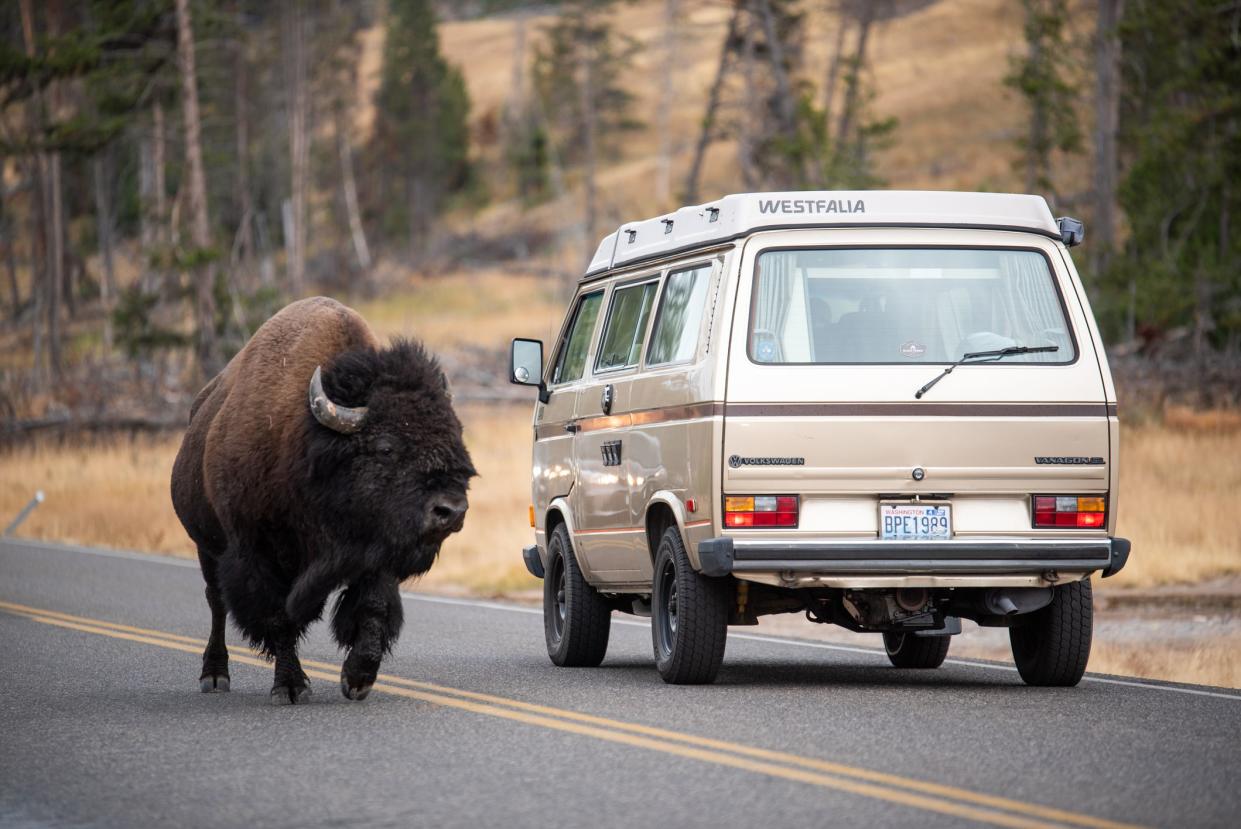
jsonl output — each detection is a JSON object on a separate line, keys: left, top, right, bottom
{"left": 725, "top": 495, "right": 799, "bottom": 528}
{"left": 1033, "top": 496, "right": 1106, "bottom": 528}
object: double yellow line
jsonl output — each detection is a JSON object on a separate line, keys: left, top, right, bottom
{"left": 0, "top": 599, "right": 1139, "bottom": 829}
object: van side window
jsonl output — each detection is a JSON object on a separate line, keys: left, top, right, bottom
{"left": 552, "top": 291, "right": 603, "bottom": 384}
{"left": 595, "top": 281, "right": 658, "bottom": 371}
{"left": 647, "top": 264, "right": 711, "bottom": 365}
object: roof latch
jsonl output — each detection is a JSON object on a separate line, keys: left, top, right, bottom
{"left": 661, "top": 218, "right": 674, "bottom": 234}
{"left": 707, "top": 207, "right": 720, "bottom": 223}
{"left": 625, "top": 228, "right": 637, "bottom": 244}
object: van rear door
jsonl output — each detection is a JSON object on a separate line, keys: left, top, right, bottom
{"left": 721, "top": 228, "right": 1112, "bottom": 541}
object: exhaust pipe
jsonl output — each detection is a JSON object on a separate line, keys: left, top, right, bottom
{"left": 992, "top": 594, "right": 1019, "bottom": 616}
{"left": 984, "top": 588, "right": 1052, "bottom": 617}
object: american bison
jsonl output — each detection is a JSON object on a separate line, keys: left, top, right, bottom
{"left": 171, "top": 297, "right": 475, "bottom": 703}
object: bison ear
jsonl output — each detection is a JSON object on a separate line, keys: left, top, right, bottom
{"left": 308, "top": 365, "right": 369, "bottom": 434}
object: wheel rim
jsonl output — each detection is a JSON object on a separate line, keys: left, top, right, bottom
{"left": 886, "top": 633, "right": 905, "bottom": 656}
{"left": 657, "top": 557, "right": 678, "bottom": 658}
{"left": 550, "top": 556, "right": 567, "bottom": 642}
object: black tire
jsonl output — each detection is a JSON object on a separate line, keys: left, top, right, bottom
{"left": 883, "top": 631, "right": 951, "bottom": 669}
{"left": 651, "top": 526, "right": 729, "bottom": 685}
{"left": 1009, "top": 578, "right": 1093, "bottom": 687}
{"left": 543, "top": 523, "right": 611, "bottom": 667}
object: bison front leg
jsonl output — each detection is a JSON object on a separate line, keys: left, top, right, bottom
{"left": 331, "top": 575, "right": 403, "bottom": 701}
{"left": 269, "top": 631, "right": 312, "bottom": 706}
{"left": 197, "top": 549, "right": 230, "bottom": 693}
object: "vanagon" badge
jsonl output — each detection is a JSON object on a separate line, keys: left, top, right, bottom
{"left": 1034, "top": 456, "right": 1105, "bottom": 465}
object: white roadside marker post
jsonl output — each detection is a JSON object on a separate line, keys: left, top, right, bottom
{"left": 3, "top": 490, "right": 45, "bottom": 536}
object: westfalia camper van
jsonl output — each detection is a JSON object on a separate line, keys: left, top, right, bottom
{"left": 509, "top": 191, "right": 1129, "bottom": 687}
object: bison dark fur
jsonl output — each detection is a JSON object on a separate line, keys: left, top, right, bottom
{"left": 171, "top": 297, "right": 475, "bottom": 704}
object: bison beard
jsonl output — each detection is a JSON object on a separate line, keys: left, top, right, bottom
{"left": 171, "top": 297, "right": 475, "bottom": 704}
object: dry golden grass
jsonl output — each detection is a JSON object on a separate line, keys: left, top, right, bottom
{"left": 0, "top": 438, "right": 194, "bottom": 559}
{"left": 0, "top": 405, "right": 542, "bottom": 594}
{"left": 355, "top": 269, "right": 564, "bottom": 352}
{"left": 2, "top": 417, "right": 1236, "bottom": 594}
{"left": 1112, "top": 423, "right": 1241, "bottom": 587}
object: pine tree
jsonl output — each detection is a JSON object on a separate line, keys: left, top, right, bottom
{"left": 533, "top": 0, "right": 642, "bottom": 249}
{"left": 1004, "top": 0, "right": 1082, "bottom": 199}
{"left": 1103, "top": 0, "right": 1241, "bottom": 354}
{"left": 367, "top": 0, "right": 470, "bottom": 255}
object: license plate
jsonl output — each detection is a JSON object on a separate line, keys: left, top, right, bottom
{"left": 880, "top": 503, "right": 951, "bottom": 540}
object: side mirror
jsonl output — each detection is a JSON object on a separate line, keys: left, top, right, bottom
{"left": 1057, "top": 216, "right": 1085, "bottom": 247}
{"left": 509, "top": 338, "right": 550, "bottom": 403}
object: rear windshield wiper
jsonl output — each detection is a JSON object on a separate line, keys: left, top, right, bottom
{"left": 914, "top": 345, "right": 1060, "bottom": 399}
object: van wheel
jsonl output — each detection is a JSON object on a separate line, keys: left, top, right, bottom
{"left": 651, "top": 526, "right": 729, "bottom": 685}
{"left": 544, "top": 523, "right": 611, "bottom": 667}
{"left": 1009, "top": 578, "right": 1093, "bottom": 687}
{"left": 883, "top": 632, "right": 950, "bottom": 669}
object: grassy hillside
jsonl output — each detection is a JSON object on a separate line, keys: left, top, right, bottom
{"left": 415, "top": 0, "right": 1091, "bottom": 239}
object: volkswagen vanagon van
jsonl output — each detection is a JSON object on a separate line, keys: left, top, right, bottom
{"left": 509, "top": 191, "right": 1129, "bottom": 687}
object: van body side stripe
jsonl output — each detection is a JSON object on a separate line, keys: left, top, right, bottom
{"left": 534, "top": 402, "right": 724, "bottom": 440}
{"left": 724, "top": 403, "right": 1111, "bottom": 418}
{"left": 534, "top": 402, "right": 1113, "bottom": 440}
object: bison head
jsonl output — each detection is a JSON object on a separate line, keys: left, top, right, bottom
{"left": 303, "top": 339, "right": 476, "bottom": 577}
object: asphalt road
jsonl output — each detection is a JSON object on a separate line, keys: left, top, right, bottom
{"left": 1, "top": 538, "right": 1238, "bottom": 829}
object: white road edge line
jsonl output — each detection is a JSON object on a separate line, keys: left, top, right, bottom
{"left": 7, "top": 538, "right": 1239, "bottom": 701}
{"left": 402, "top": 592, "right": 1241, "bottom": 701}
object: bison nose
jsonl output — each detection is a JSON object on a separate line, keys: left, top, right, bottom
{"left": 428, "top": 494, "right": 468, "bottom": 531}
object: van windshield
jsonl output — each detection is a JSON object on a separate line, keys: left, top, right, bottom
{"left": 750, "top": 248, "right": 1075, "bottom": 364}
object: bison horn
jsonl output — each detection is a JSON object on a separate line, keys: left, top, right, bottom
{"left": 308, "top": 366, "right": 367, "bottom": 434}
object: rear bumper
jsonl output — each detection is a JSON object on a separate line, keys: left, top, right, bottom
{"left": 697, "top": 536, "right": 1131, "bottom": 580}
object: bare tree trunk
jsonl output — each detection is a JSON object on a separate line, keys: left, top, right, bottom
{"left": 234, "top": 9, "right": 254, "bottom": 268}
{"left": 21, "top": 0, "right": 64, "bottom": 379}
{"left": 738, "top": 7, "right": 761, "bottom": 190}
{"left": 47, "top": 151, "right": 64, "bottom": 375}
{"left": 335, "top": 102, "right": 371, "bottom": 273}
{"left": 655, "top": 0, "right": 679, "bottom": 207}
{"left": 835, "top": 0, "right": 874, "bottom": 151}
{"left": 174, "top": 0, "right": 220, "bottom": 377}
{"left": 822, "top": 11, "right": 850, "bottom": 129}
{"left": 19, "top": 0, "right": 44, "bottom": 378}
{"left": 153, "top": 102, "right": 167, "bottom": 249}
{"left": 756, "top": 0, "right": 796, "bottom": 134}
{"left": 0, "top": 184, "right": 19, "bottom": 317}
{"left": 1091, "top": 0, "right": 1124, "bottom": 273}
{"left": 93, "top": 153, "right": 116, "bottom": 351}
{"left": 578, "top": 25, "right": 598, "bottom": 265}
{"left": 283, "top": 0, "right": 309, "bottom": 296}
{"left": 506, "top": 12, "right": 528, "bottom": 124}
{"left": 683, "top": 5, "right": 742, "bottom": 204}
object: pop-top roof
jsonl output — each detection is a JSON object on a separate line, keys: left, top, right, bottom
{"left": 585, "top": 190, "right": 1061, "bottom": 277}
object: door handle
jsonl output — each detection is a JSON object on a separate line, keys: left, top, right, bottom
{"left": 565, "top": 422, "right": 580, "bottom": 434}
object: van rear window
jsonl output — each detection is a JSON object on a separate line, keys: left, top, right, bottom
{"left": 750, "top": 248, "right": 1076, "bottom": 364}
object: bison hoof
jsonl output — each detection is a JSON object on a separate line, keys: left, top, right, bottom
{"left": 200, "top": 675, "right": 231, "bottom": 693}
{"left": 340, "top": 676, "right": 373, "bottom": 701}
{"left": 270, "top": 682, "right": 313, "bottom": 705}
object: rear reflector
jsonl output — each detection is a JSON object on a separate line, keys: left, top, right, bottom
{"left": 725, "top": 495, "right": 798, "bottom": 528}
{"left": 1033, "top": 495, "right": 1106, "bottom": 528}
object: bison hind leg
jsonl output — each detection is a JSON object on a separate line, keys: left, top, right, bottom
{"left": 197, "top": 548, "right": 231, "bottom": 694}
{"left": 215, "top": 550, "right": 314, "bottom": 705}
{"left": 331, "top": 575, "right": 403, "bottom": 701}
